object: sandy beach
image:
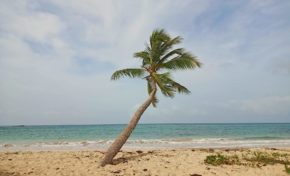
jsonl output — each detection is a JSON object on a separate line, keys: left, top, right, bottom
{"left": 1, "top": 148, "right": 289, "bottom": 176}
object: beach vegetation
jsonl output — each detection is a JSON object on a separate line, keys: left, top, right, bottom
{"left": 285, "top": 164, "right": 290, "bottom": 174}
{"left": 243, "top": 151, "right": 289, "bottom": 165}
{"left": 204, "top": 153, "right": 240, "bottom": 166}
{"left": 205, "top": 151, "right": 290, "bottom": 174}
{"left": 101, "top": 29, "right": 201, "bottom": 166}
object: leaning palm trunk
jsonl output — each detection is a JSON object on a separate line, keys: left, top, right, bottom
{"left": 100, "top": 87, "right": 157, "bottom": 166}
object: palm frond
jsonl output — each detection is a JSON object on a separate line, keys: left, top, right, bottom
{"left": 134, "top": 51, "right": 151, "bottom": 66}
{"left": 168, "top": 79, "right": 191, "bottom": 94}
{"left": 161, "top": 52, "right": 202, "bottom": 70}
{"left": 164, "top": 36, "right": 183, "bottom": 47}
{"left": 162, "top": 48, "right": 184, "bottom": 61}
{"left": 149, "top": 29, "right": 172, "bottom": 63}
{"left": 150, "top": 29, "right": 170, "bottom": 48}
{"left": 155, "top": 48, "right": 184, "bottom": 69}
{"left": 152, "top": 72, "right": 190, "bottom": 95}
{"left": 134, "top": 51, "right": 150, "bottom": 60}
{"left": 152, "top": 72, "right": 175, "bottom": 98}
{"left": 157, "top": 36, "right": 183, "bottom": 60}
{"left": 111, "top": 68, "right": 145, "bottom": 80}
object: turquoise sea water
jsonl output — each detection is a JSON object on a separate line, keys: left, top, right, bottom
{"left": 1, "top": 123, "right": 290, "bottom": 150}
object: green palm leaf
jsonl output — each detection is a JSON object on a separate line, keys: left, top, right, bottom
{"left": 155, "top": 48, "right": 185, "bottom": 69}
{"left": 158, "top": 36, "right": 182, "bottom": 59}
{"left": 149, "top": 29, "right": 172, "bottom": 63}
{"left": 162, "top": 36, "right": 183, "bottom": 50}
{"left": 152, "top": 72, "right": 175, "bottom": 97}
{"left": 152, "top": 72, "right": 191, "bottom": 96}
{"left": 167, "top": 78, "right": 191, "bottom": 94}
{"left": 150, "top": 29, "right": 170, "bottom": 48}
{"left": 161, "top": 48, "right": 184, "bottom": 61}
{"left": 111, "top": 68, "right": 145, "bottom": 80}
{"left": 134, "top": 51, "right": 151, "bottom": 66}
{"left": 161, "top": 52, "right": 202, "bottom": 70}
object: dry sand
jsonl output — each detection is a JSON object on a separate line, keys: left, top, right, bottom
{"left": 0, "top": 148, "right": 289, "bottom": 176}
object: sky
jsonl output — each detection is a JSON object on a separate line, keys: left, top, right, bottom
{"left": 0, "top": 0, "right": 290, "bottom": 125}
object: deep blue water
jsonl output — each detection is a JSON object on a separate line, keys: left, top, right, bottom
{"left": 1, "top": 123, "right": 290, "bottom": 149}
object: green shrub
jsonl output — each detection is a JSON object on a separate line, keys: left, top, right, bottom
{"left": 243, "top": 151, "right": 290, "bottom": 165}
{"left": 284, "top": 164, "right": 290, "bottom": 174}
{"left": 204, "top": 154, "right": 240, "bottom": 166}
{"left": 205, "top": 151, "right": 290, "bottom": 174}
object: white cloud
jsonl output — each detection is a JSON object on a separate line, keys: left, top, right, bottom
{"left": 224, "top": 96, "right": 290, "bottom": 115}
{"left": 0, "top": 1, "right": 64, "bottom": 43}
{"left": 272, "top": 59, "right": 290, "bottom": 74}
{"left": 0, "top": 0, "right": 290, "bottom": 125}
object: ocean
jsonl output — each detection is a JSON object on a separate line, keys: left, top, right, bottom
{"left": 1, "top": 123, "right": 290, "bottom": 150}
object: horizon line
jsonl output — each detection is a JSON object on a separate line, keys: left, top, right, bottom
{"left": 1, "top": 122, "right": 290, "bottom": 127}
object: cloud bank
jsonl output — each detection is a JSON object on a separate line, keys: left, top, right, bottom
{"left": 0, "top": 0, "right": 290, "bottom": 125}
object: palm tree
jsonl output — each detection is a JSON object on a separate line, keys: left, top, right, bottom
{"left": 101, "top": 29, "right": 202, "bottom": 166}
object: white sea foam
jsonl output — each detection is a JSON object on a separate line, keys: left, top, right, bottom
{"left": 1, "top": 138, "right": 290, "bottom": 151}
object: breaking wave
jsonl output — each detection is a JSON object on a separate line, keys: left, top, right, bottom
{"left": 2, "top": 138, "right": 290, "bottom": 151}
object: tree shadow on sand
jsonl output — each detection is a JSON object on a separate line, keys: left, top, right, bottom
{"left": 112, "top": 152, "right": 153, "bottom": 165}
{"left": 111, "top": 151, "right": 174, "bottom": 165}
{"left": 0, "top": 170, "right": 21, "bottom": 176}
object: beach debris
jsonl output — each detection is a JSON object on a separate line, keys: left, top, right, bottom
{"left": 113, "top": 157, "right": 128, "bottom": 164}
{"left": 3, "top": 144, "right": 13, "bottom": 148}
{"left": 208, "top": 149, "right": 215, "bottom": 153}
{"left": 136, "top": 150, "right": 143, "bottom": 154}
{"left": 27, "top": 171, "right": 34, "bottom": 175}
{"left": 190, "top": 174, "right": 202, "bottom": 176}
{"left": 95, "top": 150, "right": 105, "bottom": 154}
{"left": 111, "top": 170, "right": 121, "bottom": 174}
{"left": 143, "top": 168, "right": 148, "bottom": 171}
{"left": 81, "top": 141, "right": 89, "bottom": 146}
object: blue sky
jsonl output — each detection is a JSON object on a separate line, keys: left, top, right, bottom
{"left": 0, "top": 0, "right": 290, "bottom": 125}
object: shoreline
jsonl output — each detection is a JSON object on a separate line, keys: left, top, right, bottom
{"left": 2, "top": 146, "right": 290, "bottom": 152}
{"left": 2, "top": 144, "right": 290, "bottom": 152}
{"left": 2, "top": 138, "right": 290, "bottom": 152}
{"left": 1, "top": 147, "right": 290, "bottom": 176}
